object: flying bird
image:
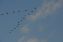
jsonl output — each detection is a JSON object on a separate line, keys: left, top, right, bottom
{"left": 17, "top": 10, "right": 21, "bottom": 13}
{"left": 9, "top": 29, "right": 13, "bottom": 34}
{"left": 27, "top": 13, "right": 32, "bottom": 15}
{"left": 24, "top": 9, "right": 28, "bottom": 12}
{"left": 23, "top": 14, "right": 27, "bottom": 17}
{"left": 6, "top": 12, "right": 8, "bottom": 15}
{"left": 22, "top": 16, "right": 26, "bottom": 20}
{"left": 0, "top": 13, "right": 4, "bottom": 15}
{"left": 9, "top": 32, "right": 12, "bottom": 34}
{"left": 10, "top": 29, "right": 14, "bottom": 31}
{"left": 12, "top": 10, "right": 15, "bottom": 14}
{"left": 34, "top": 8, "right": 37, "bottom": 10}
{"left": 17, "top": 21, "right": 20, "bottom": 24}
{"left": 20, "top": 19, "right": 23, "bottom": 22}
{"left": 13, "top": 27, "right": 16, "bottom": 29}
{"left": 17, "top": 23, "right": 20, "bottom": 26}
{"left": 30, "top": 10, "right": 34, "bottom": 13}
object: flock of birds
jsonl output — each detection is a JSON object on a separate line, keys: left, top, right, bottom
{"left": 0, "top": 8, "right": 37, "bottom": 34}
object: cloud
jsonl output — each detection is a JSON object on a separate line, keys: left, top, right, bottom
{"left": 27, "top": 37, "right": 39, "bottom": 42}
{"left": 19, "top": 24, "right": 30, "bottom": 33}
{"left": 17, "top": 35, "right": 48, "bottom": 42}
{"left": 26, "top": 0, "right": 63, "bottom": 21}
{"left": 18, "top": 36, "right": 38, "bottom": 42}
{"left": 18, "top": 0, "right": 63, "bottom": 42}
{"left": 18, "top": 36, "right": 25, "bottom": 42}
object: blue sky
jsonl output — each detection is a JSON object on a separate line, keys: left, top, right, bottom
{"left": 0, "top": 0, "right": 63, "bottom": 42}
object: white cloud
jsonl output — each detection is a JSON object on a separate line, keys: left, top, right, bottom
{"left": 18, "top": 36, "right": 25, "bottom": 42}
{"left": 18, "top": 0, "right": 63, "bottom": 42}
{"left": 17, "top": 36, "right": 37, "bottom": 42}
{"left": 19, "top": 24, "right": 30, "bottom": 33}
{"left": 26, "top": 0, "right": 63, "bottom": 21}
{"left": 27, "top": 38, "right": 39, "bottom": 42}
{"left": 17, "top": 35, "right": 48, "bottom": 42}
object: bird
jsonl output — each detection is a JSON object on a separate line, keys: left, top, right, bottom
{"left": 13, "top": 27, "right": 17, "bottom": 29}
{"left": 34, "top": 8, "right": 37, "bottom": 10}
{"left": 30, "top": 10, "right": 34, "bottom": 13}
{"left": 23, "top": 14, "right": 27, "bottom": 17}
{"left": 27, "top": 13, "right": 32, "bottom": 15}
{"left": 6, "top": 12, "right": 8, "bottom": 15}
{"left": 9, "top": 30, "right": 13, "bottom": 34}
{"left": 17, "top": 23, "right": 20, "bottom": 26}
{"left": 23, "top": 15, "right": 27, "bottom": 19}
{"left": 20, "top": 19, "right": 23, "bottom": 22}
{"left": 17, "top": 21, "right": 20, "bottom": 24}
{"left": 17, "top": 10, "right": 21, "bottom": 13}
{"left": 10, "top": 29, "right": 13, "bottom": 31}
{"left": 9, "top": 32, "right": 12, "bottom": 34}
{"left": 24, "top": 9, "right": 28, "bottom": 12}
{"left": 22, "top": 16, "right": 26, "bottom": 20}
{"left": 0, "top": 13, "right": 4, "bottom": 15}
{"left": 12, "top": 10, "right": 15, "bottom": 14}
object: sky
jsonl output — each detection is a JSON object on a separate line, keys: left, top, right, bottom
{"left": 0, "top": 0, "right": 63, "bottom": 42}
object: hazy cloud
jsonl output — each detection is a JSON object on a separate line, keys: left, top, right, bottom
{"left": 27, "top": 38, "right": 39, "bottom": 42}
{"left": 17, "top": 36, "right": 48, "bottom": 42}
{"left": 26, "top": 0, "right": 63, "bottom": 21}
{"left": 18, "top": 36, "right": 25, "bottom": 42}
{"left": 18, "top": 0, "right": 63, "bottom": 42}
{"left": 19, "top": 24, "right": 30, "bottom": 33}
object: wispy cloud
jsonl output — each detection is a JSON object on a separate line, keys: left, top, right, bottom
{"left": 18, "top": 36, "right": 25, "bottom": 42}
{"left": 18, "top": 0, "right": 63, "bottom": 42}
{"left": 17, "top": 35, "right": 48, "bottom": 42}
{"left": 19, "top": 24, "right": 30, "bottom": 33}
{"left": 27, "top": 37, "right": 39, "bottom": 42}
{"left": 26, "top": 0, "right": 63, "bottom": 21}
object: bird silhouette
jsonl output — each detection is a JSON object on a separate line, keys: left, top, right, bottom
{"left": 12, "top": 10, "right": 15, "bottom": 14}
{"left": 13, "top": 27, "right": 17, "bottom": 29}
{"left": 34, "top": 8, "right": 37, "bottom": 10}
{"left": 30, "top": 10, "right": 34, "bottom": 13}
{"left": 0, "top": 13, "right": 4, "bottom": 15}
{"left": 24, "top": 9, "right": 28, "bottom": 12}
{"left": 6, "top": 12, "right": 8, "bottom": 15}
{"left": 17, "top": 10, "right": 21, "bottom": 13}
